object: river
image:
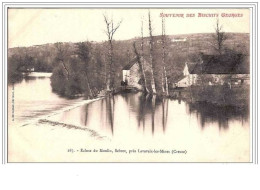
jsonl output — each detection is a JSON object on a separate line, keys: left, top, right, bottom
{"left": 8, "top": 72, "right": 83, "bottom": 126}
{"left": 8, "top": 72, "right": 250, "bottom": 162}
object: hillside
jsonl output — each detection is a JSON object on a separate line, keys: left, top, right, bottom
{"left": 8, "top": 32, "right": 250, "bottom": 83}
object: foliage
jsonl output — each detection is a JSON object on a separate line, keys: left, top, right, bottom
{"left": 50, "top": 42, "right": 109, "bottom": 98}
{"left": 8, "top": 30, "right": 250, "bottom": 98}
{"left": 8, "top": 55, "right": 23, "bottom": 83}
{"left": 189, "top": 84, "right": 249, "bottom": 107}
{"left": 50, "top": 60, "right": 85, "bottom": 97}
{"left": 8, "top": 52, "right": 54, "bottom": 83}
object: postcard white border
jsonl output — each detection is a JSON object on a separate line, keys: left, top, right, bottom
{"left": 1, "top": 1, "right": 258, "bottom": 165}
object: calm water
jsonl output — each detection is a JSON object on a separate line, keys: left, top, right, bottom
{"left": 8, "top": 72, "right": 82, "bottom": 126}
{"left": 51, "top": 92, "right": 250, "bottom": 161}
{"left": 51, "top": 92, "right": 250, "bottom": 138}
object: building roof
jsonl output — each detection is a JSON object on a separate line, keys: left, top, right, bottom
{"left": 176, "top": 75, "right": 187, "bottom": 83}
{"left": 122, "top": 58, "right": 138, "bottom": 70}
{"left": 122, "top": 57, "right": 150, "bottom": 70}
{"left": 190, "top": 54, "right": 249, "bottom": 74}
{"left": 186, "top": 62, "right": 197, "bottom": 73}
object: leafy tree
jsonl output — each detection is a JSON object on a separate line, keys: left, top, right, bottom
{"left": 75, "top": 42, "right": 94, "bottom": 98}
{"left": 54, "top": 42, "right": 70, "bottom": 80}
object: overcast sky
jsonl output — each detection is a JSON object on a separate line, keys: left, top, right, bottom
{"left": 8, "top": 8, "right": 250, "bottom": 48}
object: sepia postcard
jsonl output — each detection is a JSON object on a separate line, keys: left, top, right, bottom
{"left": 4, "top": 4, "right": 256, "bottom": 163}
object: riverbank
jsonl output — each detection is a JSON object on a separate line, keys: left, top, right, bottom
{"left": 169, "top": 84, "right": 249, "bottom": 108}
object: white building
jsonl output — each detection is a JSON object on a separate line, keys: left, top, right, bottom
{"left": 122, "top": 58, "right": 151, "bottom": 90}
{"left": 176, "top": 54, "right": 250, "bottom": 88}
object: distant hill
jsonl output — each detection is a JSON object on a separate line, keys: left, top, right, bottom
{"left": 8, "top": 32, "right": 250, "bottom": 56}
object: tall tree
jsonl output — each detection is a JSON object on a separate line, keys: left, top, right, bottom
{"left": 148, "top": 10, "right": 157, "bottom": 94}
{"left": 140, "top": 17, "right": 149, "bottom": 93}
{"left": 161, "top": 15, "right": 169, "bottom": 96}
{"left": 213, "top": 19, "right": 227, "bottom": 55}
{"left": 103, "top": 14, "right": 122, "bottom": 91}
{"left": 54, "top": 42, "right": 70, "bottom": 80}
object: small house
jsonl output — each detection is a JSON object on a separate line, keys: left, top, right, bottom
{"left": 28, "top": 67, "right": 34, "bottom": 72}
{"left": 171, "top": 37, "right": 187, "bottom": 42}
{"left": 122, "top": 58, "right": 151, "bottom": 90}
{"left": 176, "top": 53, "right": 250, "bottom": 87}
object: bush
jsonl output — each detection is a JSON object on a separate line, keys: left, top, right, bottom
{"left": 51, "top": 60, "right": 97, "bottom": 98}
{"left": 190, "top": 84, "right": 249, "bottom": 107}
{"left": 8, "top": 55, "right": 23, "bottom": 83}
{"left": 50, "top": 65, "right": 68, "bottom": 95}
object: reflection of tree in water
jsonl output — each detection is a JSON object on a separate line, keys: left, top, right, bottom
{"left": 24, "top": 76, "right": 48, "bottom": 83}
{"left": 161, "top": 98, "right": 169, "bottom": 132}
{"left": 137, "top": 93, "right": 147, "bottom": 130}
{"left": 82, "top": 95, "right": 115, "bottom": 135}
{"left": 78, "top": 93, "right": 248, "bottom": 136}
{"left": 84, "top": 103, "right": 89, "bottom": 126}
{"left": 106, "top": 95, "right": 115, "bottom": 135}
{"left": 23, "top": 76, "right": 37, "bottom": 83}
{"left": 137, "top": 93, "right": 169, "bottom": 134}
{"left": 187, "top": 102, "right": 249, "bottom": 129}
{"left": 82, "top": 92, "right": 169, "bottom": 136}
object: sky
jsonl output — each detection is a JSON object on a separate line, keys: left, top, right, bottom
{"left": 8, "top": 8, "right": 250, "bottom": 48}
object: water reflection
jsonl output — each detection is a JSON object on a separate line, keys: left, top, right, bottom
{"left": 8, "top": 72, "right": 80, "bottom": 125}
{"left": 55, "top": 92, "right": 249, "bottom": 138}
{"left": 187, "top": 102, "right": 249, "bottom": 129}
{"left": 135, "top": 94, "right": 169, "bottom": 133}
{"left": 24, "top": 75, "right": 48, "bottom": 82}
{"left": 59, "top": 92, "right": 248, "bottom": 139}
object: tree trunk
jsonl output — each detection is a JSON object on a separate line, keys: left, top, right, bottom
{"left": 164, "top": 66, "right": 169, "bottom": 96}
{"left": 148, "top": 11, "right": 156, "bottom": 94}
{"left": 161, "top": 72, "right": 165, "bottom": 93}
{"left": 106, "top": 40, "right": 113, "bottom": 91}
{"left": 161, "top": 16, "right": 169, "bottom": 96}
{"left": 61, "top": 60, "right": 69, "bottom": 80}
{"left": 84, "top": 70, "right": 94, "bottom": 98}
{"left": 133, "top": 42, "right": 148, "bottom": 93}
{"left": 141, "top": 57, "right": 149, "bottom": 93}
{"left": 140, "top": 18, "right": 149, "bottom": 94}
{"left": 149, "top": 51, "right": 156, "bottom": 94}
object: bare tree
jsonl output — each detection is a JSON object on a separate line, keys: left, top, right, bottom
{"left": 103, "top": 14, "right": 122, "bottom": 91}
{"left": 54, "top": 42, "right": 70, "bottom": 80}
{"left": 213, "top": 19, "right": 227, "bottom": 55}
{"left": 161, "top": 15, "right": 169, "bottom": 96}
{"left": 148, "top": 10, "right": 157, "bottom": 94}
{"left": 139, "top": 17, "right": 149, "bottom": 93}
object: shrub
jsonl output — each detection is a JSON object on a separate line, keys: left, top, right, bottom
{"left": 8, "top": 55, "right": 23, "bottom": 83}
{"left": 50, "top": 61, "right": 88, "bottom": 97}
{"left": 190, "top": 84, "right": 249, "bottom": 107}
